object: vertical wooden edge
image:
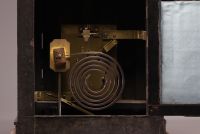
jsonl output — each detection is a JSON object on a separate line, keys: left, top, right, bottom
{"left": 147, "top": 0, "right": 161, "bottom": 106}
{"left": 17, "top": 0, "right": 35, "bottom": 132}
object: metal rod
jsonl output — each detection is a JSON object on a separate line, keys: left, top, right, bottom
{"left": 61, "top": 98, "right": 94, "bottom": 115}
{"left": 43, "top": 91, "right": 94, "bottom": 115}
{"left": 58, "top": 73, "right": 62, "bottom": 116}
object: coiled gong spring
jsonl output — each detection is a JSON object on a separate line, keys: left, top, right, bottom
{"left": 68, "top": 52, "right": 125, "bottom": 110}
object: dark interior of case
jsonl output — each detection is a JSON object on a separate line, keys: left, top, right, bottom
{"left": 34, "top": 0, "right": 147, "bottom": 115}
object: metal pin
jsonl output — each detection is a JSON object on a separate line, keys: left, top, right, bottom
{"left": 41, "top": 69, "right": 44, "bottom": 79}
{"left": 58, "top": 73, "right": 62, "bottom": 116}
{"left": 41, "top": 33, "right": 44, "bottom": 49}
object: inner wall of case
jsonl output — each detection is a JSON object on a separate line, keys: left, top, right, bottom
{"left": 34, "top": 0, "right": 147, "bottom": 115}
{"left": 161, "top": 1, "right": 200, "bottom": 104}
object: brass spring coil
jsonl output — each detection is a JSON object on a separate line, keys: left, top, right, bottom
{"left": 68, "top": 52, "right": 125, "bottom": 110}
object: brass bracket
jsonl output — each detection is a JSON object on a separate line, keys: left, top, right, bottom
{"left": 103, "top": 40, "right": 118, "bottom": 52}
{"left": 50, "top": 39, "right": 70, "bottom": 72}
{"left": 102, "top": 30, "right": 147, "bottom": 40}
